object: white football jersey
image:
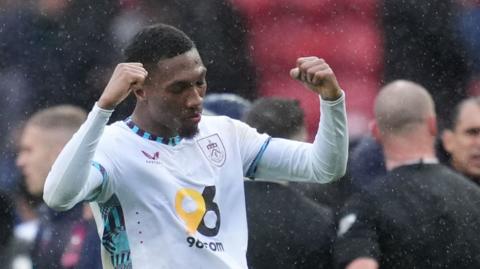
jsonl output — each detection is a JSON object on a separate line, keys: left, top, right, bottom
{"left": 44, "top": 93, "right": 348, "bottom": 269}
{"left": 89, "top": 115, "right": 269, "bottom": 269}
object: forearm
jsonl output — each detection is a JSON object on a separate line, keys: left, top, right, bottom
{"left": 43, "top": 104, "right": 112, "bottom": 210}
{"left": 311, "top": 91, "right": 348, "bottom": 181}
{"left": 255, "top": 91, "right": 348, "bottom": 183}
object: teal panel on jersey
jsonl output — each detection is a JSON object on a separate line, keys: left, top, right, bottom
{"left": 99, "top": 195, "right": 132, "bottom": 269}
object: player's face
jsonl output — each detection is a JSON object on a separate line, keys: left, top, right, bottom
{"left": 443, "top": 103, "right": 480, "bottom": 180}
{"left": 145, "top": 48, "right": 207, "bottom": 138}
{"left": 16, "top": 125, "right": 61, "bottom": 197}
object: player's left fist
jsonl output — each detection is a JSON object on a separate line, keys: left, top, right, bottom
{"left": 290, "top": 57, "right": 342, "bottom": 101}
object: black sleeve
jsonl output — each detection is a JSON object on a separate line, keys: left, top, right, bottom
{"left": 333, "top": 193, "right": 381, "bottom": 269}
{"left": 0, "top": 191, "right": 14, "bottom": 248}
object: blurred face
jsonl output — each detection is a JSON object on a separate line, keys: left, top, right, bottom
{"left": 38, "top": 0, "right": 69, "bottom": 16}
{"left": 290, "top": 125, "right": 308, "bottom": 142}
{"left": 142, "top": 48, "right": 207, "bottom": 138}
{"left": 16, "top": 125, "right": 62, "bottom": 197}
{"left": 442, "top": 102, "right": 480, "bottom": 180}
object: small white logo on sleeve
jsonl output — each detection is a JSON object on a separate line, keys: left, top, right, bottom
{"left": 338, "top": 213, "right": 356, "bottom": 236}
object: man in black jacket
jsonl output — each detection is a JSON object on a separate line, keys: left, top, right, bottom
{"left": 334, "top": 80, "right": 480, "bottom": 269}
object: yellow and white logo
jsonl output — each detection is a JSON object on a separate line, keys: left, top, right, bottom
{"left": 174, "top": 186, "right": 221, "bottom": 237}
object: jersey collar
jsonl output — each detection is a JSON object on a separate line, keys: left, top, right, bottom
{"left": 124, "top": 117, "right": 182, "bottom": 146}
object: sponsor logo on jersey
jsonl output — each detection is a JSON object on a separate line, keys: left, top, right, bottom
{"left": 197, "top": 134, "right": 226, "bottom": 166}
{"left": 142, "top": 150, "right": 160, "bottom": 160}
{"left": 175, "top": 186, "right": 224, "bottom": 251}
{"left": 174, "top": 186, "right": 221, "bottom": 236}
{"left": 141, "top": 150, "right": 162, "bottom": 164}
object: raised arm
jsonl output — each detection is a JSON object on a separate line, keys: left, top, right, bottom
{"left": 43, "top": 63, "right": 148, "bottom": 210}
{"left": 254, "top": 57, "right": 348, "bottom": 183}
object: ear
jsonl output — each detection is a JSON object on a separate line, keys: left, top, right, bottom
{"left": 427, "top": 115, "right": 438, "bottom": 137}
{"left": 370, "top": 120, "right": 382, "bottom": 143}
{"left": 133, "top": 88, "right": 147, "bottom": 101}
{"left": 441, "top": 129, "right": 455, "bottom": 154}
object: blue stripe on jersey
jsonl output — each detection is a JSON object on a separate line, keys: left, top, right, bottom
{"left": 99, "top": 195, "right": 132, "bottom": 269}
{"left": 87, "top": 161, "right": 109, "bottom": 202}
{"left": 132, "top": 126, "right": 139, "bottom": 133}
{"left": 246, "top": 137, "right": 272, "bottom": 179}
{"left": 124, "top": 117, "right": 182, "bottom": 146}
{"left": 92, "top": 161, "right": 108, "bottom": 181}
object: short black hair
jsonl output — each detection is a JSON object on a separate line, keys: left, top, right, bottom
{"left": 124, "top": 23, "right": 195, "bottom": 74}
{"left": 243, "top": 98, "right": 304, "bottom": 139}
{"left": 445, "top": 96, "right": 480, "bottom": 130}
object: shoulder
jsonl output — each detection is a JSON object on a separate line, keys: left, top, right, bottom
{"left": 100, "top": 121, "right": 131, "bottom": 144}
{"left": 199, "top": 115, "right": 254, "bottom": 135}
{"left": 200, "top": 115, "right": 243, "bottom": 128}
{"left": 430, "top": 164, "right": 480, "bottom": 192}
{"left": 93, "top": 121, "right": 134, "bottom": 161}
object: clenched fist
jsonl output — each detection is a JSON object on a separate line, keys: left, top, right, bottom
{"left": 98, "top": 63, "right": 148, "bottom": 110}
{"left": 290, "top": 57, "right": 342, "bottom": 101}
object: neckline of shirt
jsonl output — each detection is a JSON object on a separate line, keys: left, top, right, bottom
{"left": 123, "top": 117, "right": 182, "bottom": 146}
{"left": 400, "top": 158, "right": 439, "bottom": 166}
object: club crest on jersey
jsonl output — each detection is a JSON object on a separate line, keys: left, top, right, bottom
{"left": 197, "top": 134, "right": 226, "bottom": 167}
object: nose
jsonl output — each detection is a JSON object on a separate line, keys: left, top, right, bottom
{"left": 16, "top": 152, "right": 26, "bottom": 169}
{"left": 186, "top": 86, "right": 205, "bottom": 109}
{"left": 474, "top": 133, "right": 480, "bottom": 145}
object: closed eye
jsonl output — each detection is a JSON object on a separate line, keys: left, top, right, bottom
{"left": 465, "top": 128, "right": 480, "bottom": 136}
{"left": 168, "top": 81, "right": 192, "bottom": 94}
{"left": 196, "top": 80, "right": 205, "bottom": 87}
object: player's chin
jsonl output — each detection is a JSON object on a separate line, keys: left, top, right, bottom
{"left": 179, "top": 123, "right": 199, "bottom": 139}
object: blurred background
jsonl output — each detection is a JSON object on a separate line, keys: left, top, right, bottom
{"left": 0, "top": 0, "right": 479, "bottom": 268}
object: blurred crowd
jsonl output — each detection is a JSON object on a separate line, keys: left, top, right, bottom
{"left": 0, "top": 0, "right": 479, "bottom": 268}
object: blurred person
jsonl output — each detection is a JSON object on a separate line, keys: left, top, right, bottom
{"left": 43, "top": 23, "right": 348, "bottom": 268}
{"left": 347, "top": 135, "right": 385, "bottom": 192}
{"left": 245, "top": 98, "right": 352, "bottom": 209}
{"left": 0, "top": 0, "right": 119, "bottom": 195}
{"left": 243, "top": 98, "right": 308, "bottom": 141}
{"left": 441, "top": 97, "right": 480, "bottom": 184}
{"left": 8, "top": 182, "right": 41, "bottom": 269}
{"left": 243, "top": 97, "right": 335, "bottom": 269}
{"left": 203, "top": 93, "right": 252, "bottom": 120}
{"left": 334, "top": 80, "right": 480, "bottom": 269}
{"left": 382, "top": 0, "right": 471, "bottom": 130}
{"left": 16, "top": 105, "right": 101, "bottom": 269}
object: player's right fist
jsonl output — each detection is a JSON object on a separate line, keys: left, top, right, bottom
{"left": 97, "top": 63, "right": 148, "bottom": 110}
